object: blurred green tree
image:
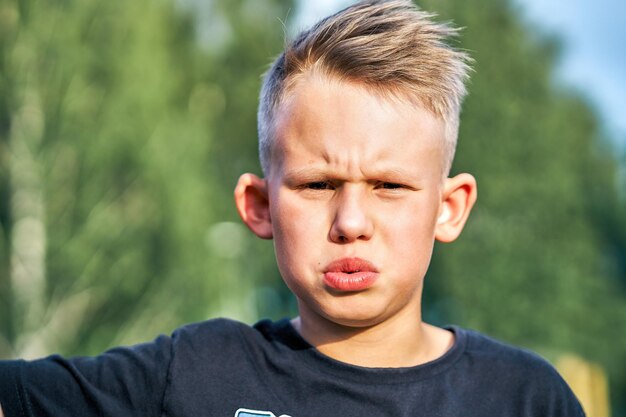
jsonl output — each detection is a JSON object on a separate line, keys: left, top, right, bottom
{"left": 0, "top": 0, "right": 292, "bottom": 358}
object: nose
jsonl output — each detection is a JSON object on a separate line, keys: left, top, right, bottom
{"left": 329, "top": 186, "right": 374, "bottom": 243}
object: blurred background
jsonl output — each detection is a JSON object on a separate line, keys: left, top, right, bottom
{"left": 0, "top": 0, "right": 624, "bottom": 414}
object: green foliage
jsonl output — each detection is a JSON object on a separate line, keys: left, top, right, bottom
{"left": 0, "top": 0, "right": 292, "bottom": 357}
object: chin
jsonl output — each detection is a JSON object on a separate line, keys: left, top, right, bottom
{"left": 318, "top": 304, "right": 390, "bottom": 329}
{"left": 326, "top": 316, "right": 384, "bottom": 329}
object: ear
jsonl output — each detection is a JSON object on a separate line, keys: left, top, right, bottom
{"left": 435, "top": 173, "right": 477, "bottom": 243}
{"left": 234, "top": 173, "right": 273, "bottom": 239}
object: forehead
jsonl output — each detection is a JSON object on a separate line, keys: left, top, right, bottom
{"left": 270, "top": 75, "right": 446, "bottom": 179}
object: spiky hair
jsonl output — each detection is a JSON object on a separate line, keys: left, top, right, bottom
{"left": 258, "top": 0, "right": 472, "bottom": 175}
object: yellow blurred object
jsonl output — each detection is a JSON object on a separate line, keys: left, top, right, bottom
{"left": 556, "top": 354, "right": 610, "bottom": 417}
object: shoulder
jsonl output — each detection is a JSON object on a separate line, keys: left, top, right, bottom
{"left": 452, "top": 327, "right": 585, "bottom": 416}
{"left": 169, "top": 317, "right": 258, "bottom": 353}
{"left": 459, "top": 327, "right": 561, "bottom": 378}
{"left": 172, "top": 317, "right": 249, "bottom": 340}
{"left": 167, "top": 317, "right": 288, "bottom": 363}
{"left": 170, "top": 317, "right": 292, "bottom": 345}
{"left": 461, "top": 327, "right": 548, "bottom": 362}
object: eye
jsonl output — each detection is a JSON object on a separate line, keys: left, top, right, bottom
{"left": 306, "top": 181, "right": 334, "bottom": 190}
{"left": 378, "top": 182, "right": 403, "bottom": 190}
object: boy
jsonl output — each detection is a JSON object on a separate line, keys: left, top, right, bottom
{"left": 0, "top": 1, "right": 584, "bottom": 416}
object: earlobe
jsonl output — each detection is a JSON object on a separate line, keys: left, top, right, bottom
{"left": 234, "top": 173, "right": 273, "bottom": 239}
{"left": 435, "top": 173, "right": 477, "bottom": 243}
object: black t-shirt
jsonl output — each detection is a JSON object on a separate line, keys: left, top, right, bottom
{"left": 0, "top": 318, "right": 584, "bottom": 416}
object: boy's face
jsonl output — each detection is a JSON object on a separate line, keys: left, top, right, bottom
{"left": 269, "top": 75, "right": 446, "bottom": 328}
{"left": 236, "top": 75, "right": 476, "bottom": 330}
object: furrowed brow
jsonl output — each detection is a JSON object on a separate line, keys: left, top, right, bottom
{"left": 282, "top": 168, "right": 331, "bottom": 184}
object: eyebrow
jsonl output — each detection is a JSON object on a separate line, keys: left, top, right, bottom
{"left": 282, "top": 167, "right": 420, "bottom": 183}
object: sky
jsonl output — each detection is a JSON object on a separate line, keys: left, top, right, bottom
{"left": 295, "top": 0, "right": 626, "bottom": 150}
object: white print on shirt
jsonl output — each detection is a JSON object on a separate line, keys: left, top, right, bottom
{"left": 235, "top": 407, "right": 292, "bottom": 417}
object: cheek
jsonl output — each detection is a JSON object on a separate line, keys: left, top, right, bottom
{"left": 272, "top": 196, "right": 310, "bottom": 241}
{"left": 270, "top": 194, "right": 326, "bottom": 268}
{"left": 382, "top": 198, "right": 439, "bottom": 236}
{"left": 381, "top": 201, "right": 439, "bottom": 263}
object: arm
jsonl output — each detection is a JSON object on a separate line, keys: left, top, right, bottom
{"left": 0, "top": 335, "right": 172, "bottom": 417}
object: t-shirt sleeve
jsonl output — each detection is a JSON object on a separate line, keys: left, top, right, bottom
{"left": 0, "top": 334, "right": 173, "bottom": 417}
{"left": 459, "top": 328, "right": 586, "bottom": 417}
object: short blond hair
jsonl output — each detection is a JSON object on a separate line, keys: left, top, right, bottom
{"left": 258, "top": 0, "right": 472, "bottom": 175}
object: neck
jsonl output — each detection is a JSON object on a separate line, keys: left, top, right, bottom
{"left": 292, "top": 310, "right": 454, "bottom": 368}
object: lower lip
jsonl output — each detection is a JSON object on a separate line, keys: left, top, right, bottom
{"left": 323, "top": 272, "right": 378, "bottom": 292}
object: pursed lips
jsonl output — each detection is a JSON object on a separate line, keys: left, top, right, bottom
{"left": 323, "top": 257, "right": 379, "bottom": 291}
